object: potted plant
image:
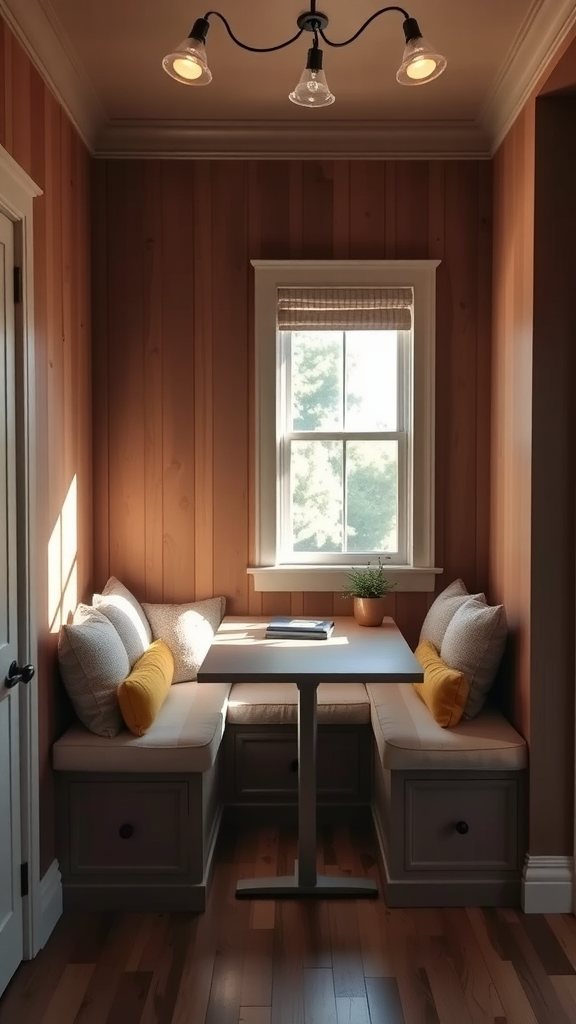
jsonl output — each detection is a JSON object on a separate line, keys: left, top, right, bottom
{"left": 342, "top": 559, "right": 396, "bottom": 626}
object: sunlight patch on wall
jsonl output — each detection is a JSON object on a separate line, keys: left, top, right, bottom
{"left": 48, "top": 475, "right": 78, "bottom": 633}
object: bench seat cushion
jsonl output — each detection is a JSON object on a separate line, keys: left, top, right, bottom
{"left": 367, "top": 682, "right": 527, "bottom": 771}
{"left": 226, "top": 682, "right": 370, "bottom": 725}
{"left": 52, "top": 682, "right": 230, "bottom": 773}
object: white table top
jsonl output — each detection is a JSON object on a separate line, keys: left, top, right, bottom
{"left": 197, "top": 615, "right": 423, "bottom": 684}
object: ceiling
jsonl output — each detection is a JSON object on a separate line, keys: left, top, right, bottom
{"left": 2, "top": 0, "right": 576, "bottom": 157}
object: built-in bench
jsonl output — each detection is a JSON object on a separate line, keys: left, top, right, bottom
{"left": 53, "top": 676, "right": 527, "bottom": 910}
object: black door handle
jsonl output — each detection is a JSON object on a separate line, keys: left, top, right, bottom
{"left": 5, "top": 660, "right": 35, "bottom": 689}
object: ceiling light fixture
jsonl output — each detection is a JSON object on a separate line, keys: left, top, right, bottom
{"left": 162, "top": 3, "right": 447, "bottom": 106}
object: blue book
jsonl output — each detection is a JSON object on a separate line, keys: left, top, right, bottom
{"left": 266, "top": 617, "right": 334, "bottom": 638}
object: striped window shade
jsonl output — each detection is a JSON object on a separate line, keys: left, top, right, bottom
{"left": 277, "top": 287, "right": 413, "bottom": 331}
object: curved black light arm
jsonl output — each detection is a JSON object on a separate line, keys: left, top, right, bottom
{"left": 203, "top": 10, "right": 304, "bottom": 52}
{"left": 320, "top": 6, "right": 410, "bottom": 48}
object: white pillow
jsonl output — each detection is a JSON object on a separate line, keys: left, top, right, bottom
{"left": 419, "top": 579, "right": 485, "bottom": 650}
{"left": 440, "top": 597, "right": 507, "bottom": 719}
{"left": 142, "top": 596, "right": 225, "bottom": 683}
{"left": 58, "top": 607, "right": 129, "bottom": 737}
{"left": 93, "top": 576, "right": 152, "bottom": 668}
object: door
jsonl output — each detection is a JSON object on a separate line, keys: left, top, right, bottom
{"left": 0, "top": 209, "right": 23, "bottom": 997}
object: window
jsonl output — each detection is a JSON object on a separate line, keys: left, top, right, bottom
{"left": 248, "top": 261, "right": 441, "bottom": 593}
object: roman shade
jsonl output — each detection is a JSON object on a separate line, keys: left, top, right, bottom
{"left": 277, "top": 286, "right": 413, "bottom": 331}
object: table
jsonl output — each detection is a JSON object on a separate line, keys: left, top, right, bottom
{"left": 197, "top": 615, "right": 423, "bottom": 898}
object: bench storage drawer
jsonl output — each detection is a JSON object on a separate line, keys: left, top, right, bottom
{"left": 68, "top": 780, "right": 188, "bottom": 874}
{"left": 404, "top": 778, "right": 518, "bottom": 872}
{"left": 224, "top": 725, "right": 372, "bottom": 804}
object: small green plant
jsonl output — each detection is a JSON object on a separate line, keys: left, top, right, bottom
{"left": 342, "top": 559, "right": 396, "bottom": 599}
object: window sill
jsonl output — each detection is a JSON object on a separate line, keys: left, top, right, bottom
{"left": 247, "top": 566, "right": 443, "bottom": 593}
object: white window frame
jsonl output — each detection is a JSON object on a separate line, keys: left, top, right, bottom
{"left": 247, "top": 260, "right": 443, "bottom": 593}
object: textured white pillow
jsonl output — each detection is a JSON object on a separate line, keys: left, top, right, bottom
{"left": 419, "top": 579, "right": 485, "bottom": 650}
{"left": 142, "top": 596, "right": 225, "bottom": 683}
{"left": 58, "top": 608, "right": 129, "bottom": 737}
{"left": 440, "top": 598, "right": 507, "bottom": 719}
{"left": 93, "top": 576, "right": 151, "bottom": 668}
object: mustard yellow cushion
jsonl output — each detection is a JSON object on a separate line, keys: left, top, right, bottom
{"left": 413, "top": 639, "right": 469, "bottom": 728}
{"left": 117, "top": 640, "right": 174, "bottom": 736}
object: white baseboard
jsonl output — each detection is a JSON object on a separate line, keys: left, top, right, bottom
{"left": 522, "top": 855, "right": 574, "bottom": 913}
{"left": 39, "top": 860, "right": 62, "bottom": 948}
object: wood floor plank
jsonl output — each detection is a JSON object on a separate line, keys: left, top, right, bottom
{"left": 105, "top": 972, "right": 152, "bottom": 1024}
{"left": 550, "top": 976, "right": 576, "bottom": 1020}
{"left": 73, "top": 914, "right": 142, "bottom": 1024}
{"left": 329, "top": 901, "right": 367, "bottom": 998}
{"left": 441, "top": 907, "right": 506, "bottom": 1022}
{"left": 356, "top": 899, "right": 394, "bottom": 978}
{"left": 302, "top": 968, "right": 337, "bottom": 1024}
{"left": 335, "top": 996, "right": 371, "bottom": 1023}
{"left": 240, "top": 927, "right": 274, "bottom": 1008}
{"left": 505, "top": 918, "right": 574, "bottom": 1024}
{"left": 41, "top": 965, "right": 96, "bottom": 1024}
{"left": 139, "top": 914, "right": 193, "bottom": 1024}
{"left": 384, "top": 909, "right": 440, "bottom": 1024}
{"left": 70, "top": 915, "right": 116, "bottom": 964}
{"left": 365, "top": 976, "right": 406, "bottom": 1024}
{"left": 423, "top": 935, "right": 475, "bottom": 1024}
{"left": 545, "top": 915, "right": 576, "bottom": 971}
{"left": 239, "top": 1009, "right": 272, "bottom": 1024}
{"left": 517, "top": 914, "right": 576, "bottom": 976}
{"left": 465, "top": 908, "right": 539, "bottom": 1024}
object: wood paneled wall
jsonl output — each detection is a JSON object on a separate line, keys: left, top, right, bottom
{"left": 491, "top": 67, "right": 576, "bottom": 854}
{"left": 92, "top": 159, "right": 492, "bottom": 652}
{"left": 0, "top": 18, "right": 92, "bottom": 874}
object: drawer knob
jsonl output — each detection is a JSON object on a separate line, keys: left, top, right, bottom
{"left": 290, "top": 759, "right": 299, "bottom": 772}
{"left": 119, "top": 823, "right": 134, "bottom": 840}
{"left": 455, "top": 820, "right": 469, "bottom": 835}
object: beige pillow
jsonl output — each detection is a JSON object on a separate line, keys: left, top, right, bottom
{"left": 440, "top": 598, "right": 507, "bottom": 719}
{"left": 419, "top": 579, "right": 485, "bottom": 650}
{"left": 93, "top": 577, "right": 151, "bottom": 668}
{"left": 142, "top": 596, "right": 225, "bottom": 683}
{"left": 58, "top": 610, "right": 129, "bottom": 737}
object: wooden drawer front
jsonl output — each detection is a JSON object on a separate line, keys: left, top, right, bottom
{"left": 405, "top": 779, "right": 518, "bottom": 872}
{"left": 68, "top": 781, "right": 188, "bottom": 874}
{"left": 233, "top": 730, "right": 364, "bottom": 801}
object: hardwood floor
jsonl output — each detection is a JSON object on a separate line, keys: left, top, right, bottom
{"left": 2, "top": 819, "right": 576, "bottom": 1024}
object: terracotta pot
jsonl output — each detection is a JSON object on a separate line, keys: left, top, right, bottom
{"left": 353, "top": 596, "right": 387, "bottom": 627}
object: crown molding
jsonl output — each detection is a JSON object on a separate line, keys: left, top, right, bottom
{"left": 482, "top": 0, "right": 576, "bottom": 155}
{"left": 2, "top": 0, "right": 576, "bottom": 160}
{"left": 95, "top": 118, "right": 491, "bottom": 160}
{"left": 0, "top": 0, "right": 104, "bottom": 151}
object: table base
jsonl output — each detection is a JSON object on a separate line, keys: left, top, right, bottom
{"left": 236, "top": 874, "right": 378, "bottom": 899}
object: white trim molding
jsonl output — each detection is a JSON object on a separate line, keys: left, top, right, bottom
{"left": 0, "top": 143, "right": 43, "bottom": 960}
{"left": 522, "top": 854, "right": 574, "bottom": 913}
{"left": 96, "top": 118, "right": 490, "bottom": 161}
{"left": 38, "top": 860, "right": 62, "bottom": 950}
{"left": 484, "top": 0, "right": 576, "bottom": 155}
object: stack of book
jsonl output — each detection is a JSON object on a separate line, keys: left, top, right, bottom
{"left": 265, "top": 617, "right": 335, "bottom": 640}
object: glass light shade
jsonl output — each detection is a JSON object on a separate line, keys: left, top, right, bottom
{"left": 396, "top": 36, "right": 446, "bottom": 86}
{"left": 162, "top": 37, "right": 212, "bottom": 85}
{"left": 289, "top": 67, "right": 335, "bottom": 107}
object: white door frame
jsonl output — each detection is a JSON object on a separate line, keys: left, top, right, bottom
{"left": 0, "top": 143, "right": 43, "bottom": 958}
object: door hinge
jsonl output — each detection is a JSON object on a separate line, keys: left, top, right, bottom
{"left": 20, "top": 862, "right": 29, "bottom": 898}
{"left": 13, "top": 266, "right": 22, "bottom": 304}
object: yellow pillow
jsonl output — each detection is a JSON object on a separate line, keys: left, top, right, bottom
{"left": 413, "top": 639, "right": 469, "bottom": 728}
{"left": 117, "top": 640, "right": 174, "bottom": 736}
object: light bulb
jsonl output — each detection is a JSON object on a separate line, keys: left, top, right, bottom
{"left": 406, "top": 57, "right": 437, "bottom": 81}
{"left": 396, "top": 34, "right": 446, "bottom": 86}
{"left": 172, "top": 56, "right": 203, "bottom": 81}
{"left": 289, "top": 46, "right": 335, "bottom": 107}
{"left": 162, "top": 32, "right": 212, "bottom": 86}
